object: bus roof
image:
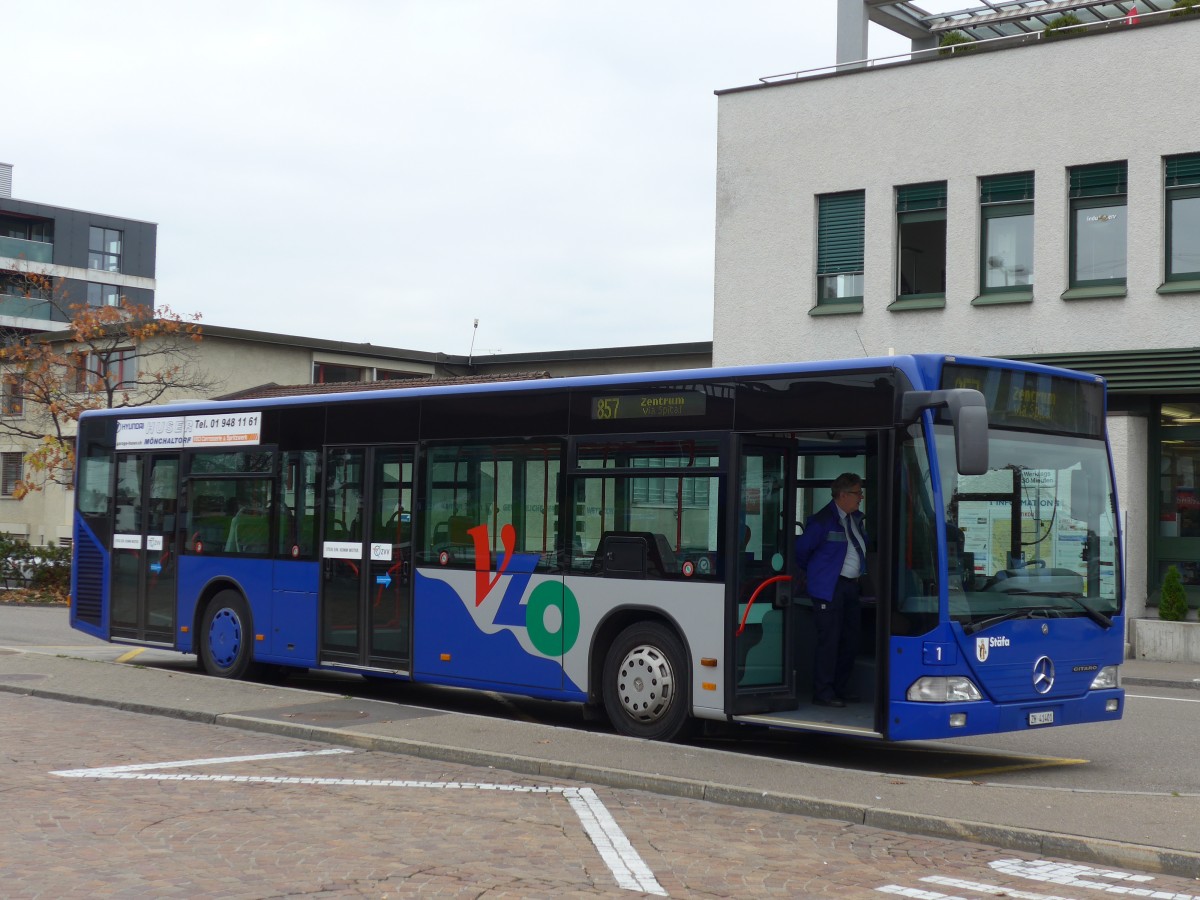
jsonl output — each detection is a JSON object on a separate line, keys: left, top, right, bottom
{"left": 78, "top": 353, "right": 1103, "bottom": 421}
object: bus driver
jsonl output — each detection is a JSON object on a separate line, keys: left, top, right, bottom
{"left": 794, "top": 472, "right": 866, "bottom": 708}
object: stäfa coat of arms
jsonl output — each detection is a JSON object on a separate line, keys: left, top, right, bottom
{"left": 976, "top": 636, "right": 989, "bottom": 662}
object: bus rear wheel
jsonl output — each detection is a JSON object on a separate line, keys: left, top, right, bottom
{"left": 602, "top": 622, "right": 690, "bottom": 741}
{"left": 199, "top": 590, "right": 257, "bottom": 680}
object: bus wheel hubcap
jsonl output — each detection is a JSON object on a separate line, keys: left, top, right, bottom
{"left": 209, "top": 609, "right": 242, "bottom": 668}
{"left": 616, "top": 644, "right": 673, "bottom": 722}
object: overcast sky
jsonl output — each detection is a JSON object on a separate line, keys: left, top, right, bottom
{"left": 6, "top": 2, "right": 937, "bottom": 357}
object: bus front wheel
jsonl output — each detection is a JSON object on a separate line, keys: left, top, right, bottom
{"left": 199, "top": 590, "right": 256, "bottom": 680}
{"left": 602, "top": 622, "right": 691, "bottom": 741}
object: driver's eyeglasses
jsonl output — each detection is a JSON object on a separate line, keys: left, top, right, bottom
{"left": 844, "top": 489, "right": 864, "bottom": 496}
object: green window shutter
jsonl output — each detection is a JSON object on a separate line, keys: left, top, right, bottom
{"left": 817, "top": 191, "right": 865, "bottom": 275}
{"left": 980, "top": 172, "right": 1034, "bottom": 204}
{"left": 1167, "top": 154, "right": 1200, "bottom": 188}
{"left": 1070, "top": 162, "right": 1127, "bottom": 198}
{"left": 896, "top": 182, "right": 947, "bottom": 212}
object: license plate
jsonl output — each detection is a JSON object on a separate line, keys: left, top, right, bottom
{"left": 1028, "top": 710, "right": 1054, "bottom": 726}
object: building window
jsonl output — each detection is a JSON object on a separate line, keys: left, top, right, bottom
{"left": 313, "top": 362, "right": 363, "bottom": 384}
{"left": 86, "top": 282, "right": 121, "bottom": 306}
{"left": 68, "top": 352, "right": 88, "bottom": 393}
{"left": 816, "top": 191, "right": 865, "bottom": 305}
{"left": 1166, "top": 154, "right": 1200, "bottom": 283}
{"left": 1069, "top": 162, "right": 1127, "bottom": 287}
{"left": 1, "top": 374, "right": 23, "bottom": 417}
{"left": 1, "top": 452, "right": 23, "bottom": 497}
{"left": 896, "top": 182, "right": 946, "bottom": 298}
{"left": 88, "top": 227, "right": 122, "bottom": 272}
{"left": 979, "top": 172, "right": 1034, "bottom": 295}
{"left": 0, "top": 215, "right": 53, "bottom": 244}
{"left": 86, "top": 349, "right": 136, "bottom": 390}
{"left": 374, "top": 368, "right": 416, "bottom": 382}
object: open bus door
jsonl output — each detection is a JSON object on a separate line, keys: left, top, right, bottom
{"left": 110, "top": 452, "right": 180, "bottom": 644}
{"left": 731, "top": 432, "right": 885, "bottom": 738}
{"left": 319, "top": 446, "right": 414, "bottom": 671}
{"left": 730, "top": 438, "right": 799, "bottom": 715}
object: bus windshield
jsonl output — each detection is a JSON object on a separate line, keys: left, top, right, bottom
{"left": 932, "top": 424, "right": 1122, "bottom": 631}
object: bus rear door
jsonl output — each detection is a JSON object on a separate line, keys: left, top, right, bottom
{"left": 319, "top": 446, "right": 414, "bottom": 671}
{"left": 110, "top": 452, "right": 180, "bottom": 644}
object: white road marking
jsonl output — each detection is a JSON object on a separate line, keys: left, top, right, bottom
{"left": 564, "top": 786, "right": 665, "bottom": 895}
{"left": 878, "top": 859, "right": 1189, "bottom": 900}
{"left": 924, "top": 874, "right": 1082, "bottom": 898}
{"left": 876, "top": 886, "right": 968, "bottom": 899}
{"left": 51, "top": 748, "right": 353, "bottom": 778}
{"left": 989, "top": 859, "right": 1187, "bottom": 896}
{"left": 52, "top": 750, "right": 666, "bottom": 896}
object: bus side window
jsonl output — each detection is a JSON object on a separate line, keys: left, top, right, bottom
{"left": 424, "top": 441, "right": 563, "bottom": 570}
{"left": 570, "top": 475, "right": 720, "bottom": 579}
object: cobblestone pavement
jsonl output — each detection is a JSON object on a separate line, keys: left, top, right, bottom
{"left": 5, "top": 693, "right": 1199, "bottom": 899}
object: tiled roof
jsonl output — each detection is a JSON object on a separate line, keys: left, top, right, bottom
{"left": 214, "top": 371, "right": 553, "bottom": 401}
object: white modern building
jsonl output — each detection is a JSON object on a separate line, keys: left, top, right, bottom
{"left": 713, "top": 0, "right": 1200, "bottom": 621}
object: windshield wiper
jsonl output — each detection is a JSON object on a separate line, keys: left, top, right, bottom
{"left": 963, "top": 606, "right": 1056, "bottom": 635}
{"left": 992, "top": 589, "right": 1113, "bottom": 630}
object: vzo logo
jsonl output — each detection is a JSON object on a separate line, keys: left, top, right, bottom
{"left": 466, "top": 524, "right": 580, "bottom": 655}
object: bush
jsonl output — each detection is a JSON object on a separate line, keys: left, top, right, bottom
{"left": 1173, "top": 0, "right": 1200, "bottom": 16}
{"left": 0, "top": 535, "right": 70, "bottom": 602}
{"left": 938, "top": 31, "right": 975, "bottom": 56}
{"left": 1043, "top": 12, "right": 1084, "bottom": 38}
{"left": 1159, "top": 565, "right": 1189, "bottom": 621}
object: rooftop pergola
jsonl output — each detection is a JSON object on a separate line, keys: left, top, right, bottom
{"left": 871, "top": 0, "right": 1174, "bottom": 38}
{"left": 823, "top": 0, "right": 1182, "bottom": 74}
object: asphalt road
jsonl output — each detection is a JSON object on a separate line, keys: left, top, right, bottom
{"left": 5, "top": 603, "right": 1199, "bottom": 796}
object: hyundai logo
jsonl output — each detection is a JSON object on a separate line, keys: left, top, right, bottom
{"left": 1032, "top": 656, "right": 1055, "bottom": 694}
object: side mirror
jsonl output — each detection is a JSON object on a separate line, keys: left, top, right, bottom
{"left": 901, "top": 388, "right": 989, "bottom": 476}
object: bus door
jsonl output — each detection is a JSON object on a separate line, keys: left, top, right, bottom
{"left": 731, "top": 439, "right": 799, "bottom": 714}
{"left": 319, "top": 446, "right": 415, "bottom": 671}
{"left": 110, "top": 452, "right": 180, "bottom": 644}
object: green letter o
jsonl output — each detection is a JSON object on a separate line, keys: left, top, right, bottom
{"left": 525, "top": 582, "right": 580, "bottom": 656}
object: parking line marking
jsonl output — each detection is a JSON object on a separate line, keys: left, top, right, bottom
{"left": 115, "top": 648, "right": 147, "bottom": 663}
{"left": 52, "top": 750, "right": 666, "bottom": 896}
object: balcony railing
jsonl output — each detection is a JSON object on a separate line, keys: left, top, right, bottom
{"left": 0, "top": 235, "right": 53, "bottom": 264}
{"left": 0, "top": 293, "right": 53, "bottom": 320}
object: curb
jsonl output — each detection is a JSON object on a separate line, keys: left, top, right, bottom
{"left": 5, "top": 679, "right": 1199, "bottom": 881}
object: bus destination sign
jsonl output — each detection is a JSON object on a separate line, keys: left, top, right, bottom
{"left": 591, "top": 391, "right": 707, "bottom": 421}
{"left": 941, "top": 364, "right": 1102, "bottom": 436}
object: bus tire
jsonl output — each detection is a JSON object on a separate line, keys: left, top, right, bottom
{"left": 602, "top": 621, "right": 691, "bottom": 741}
{"left": 198, "top": 590, "right": 257, "bottom": 680}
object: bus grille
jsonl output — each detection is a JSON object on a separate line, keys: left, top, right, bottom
{"left": 73, "top": 522, "right": 105, "bottom": 627}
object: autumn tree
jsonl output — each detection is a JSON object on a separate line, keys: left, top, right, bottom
{"left": 0, "top": 272, "right": 217, "bottom": 496}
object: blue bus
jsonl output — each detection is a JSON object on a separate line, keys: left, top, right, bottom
{"left": 70, "top": 354, "right": 1124, "bottom": 741}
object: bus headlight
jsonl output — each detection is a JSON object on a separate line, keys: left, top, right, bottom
{"left": 1089, "top": 666, "right": 1119, "bottom": 690}
{"left": 906, "top": 676, "right": 982, "bottom": 703}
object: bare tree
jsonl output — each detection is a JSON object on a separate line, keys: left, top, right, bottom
{"left": 0, "top": 273, "right": 217, "bottom": 495}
